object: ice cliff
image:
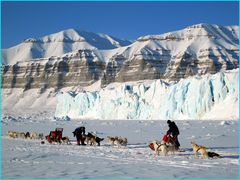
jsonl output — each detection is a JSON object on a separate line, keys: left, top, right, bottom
{"left": 55, "top": 69, "right": 238, "bottom": 120}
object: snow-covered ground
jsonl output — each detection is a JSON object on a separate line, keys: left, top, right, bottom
{"left": 2, "top": 113, "right": 238, "bottom": 178}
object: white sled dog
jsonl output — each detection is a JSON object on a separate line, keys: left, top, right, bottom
{"left": 149, "top": 140, "right": 176, "bottom": 156}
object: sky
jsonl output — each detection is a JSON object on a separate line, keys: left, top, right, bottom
{"left": 1, "top": 1, "right": 239, "bottom": 48}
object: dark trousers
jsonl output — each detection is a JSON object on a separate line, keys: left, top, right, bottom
{"left": 76, "top": 135, "right": 86, "bottom": 145}
{"left": 175, "top": 136, "right": 180, "bottom": 147}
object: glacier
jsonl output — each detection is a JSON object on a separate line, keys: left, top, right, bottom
{"left": 55, "top": 69, "right": 238, "bottom": 120}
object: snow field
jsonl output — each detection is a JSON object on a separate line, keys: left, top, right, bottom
{"left": 2, "top": 117, "right": 238, "bottom": 178}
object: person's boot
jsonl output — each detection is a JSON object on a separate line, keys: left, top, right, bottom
{"left": 81, "top": 140, "right": 86, "bottom": 145}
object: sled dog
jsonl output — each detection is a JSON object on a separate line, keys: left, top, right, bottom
{"left": 38, "top": 133, "right": 44, "bottom": 140}
{"left": 30, "top": 132, "right": 39, "bottom": 140}
{"left": 114, "top": 137, "right": 128, "bottom": 146}
{"left": 7, "top": 131, "right": 18, "bottom": 138}
{"left": 191, "top": 142, "right": 222, "bottom": 159}
{"left": 107, "top": 136, "right": 117, "bottom": 145}
{"left": 107, "top": 136, "right": 128, "bottom": 146}
{"left": 86, "top": 132, "right": 104, "bottom": 146}
{"left": 191, "top": 142, "right": 209, "bottom": 158}
{"left": 149, "top": 140, "right": 176, "bottom": 156}
{"left": 61, "top": 136, "right": 71, "bottom": 144}
{"left": 18, "top": 132, "right": 26, "bottom": 139}
{"left": 25, "top": 132, "right": 31, "bottom": 139}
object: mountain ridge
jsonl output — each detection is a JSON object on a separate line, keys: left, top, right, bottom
{"left": 2, "top": 28, "right": 131, "bottom": 65}
{"left": 1, "top": 23, "right": 239, "bottom": 91}
{"left": 2, "top": 23, "right": 238, "bottom": 65}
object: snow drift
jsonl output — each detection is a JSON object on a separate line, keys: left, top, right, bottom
{"left": 55, "top": 69, "right": 238, "bottom": 120}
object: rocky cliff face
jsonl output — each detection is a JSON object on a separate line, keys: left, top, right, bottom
{"left": 2, "top": 24, "right": 239, "bottom": 90}
{"left": 2, "top": 50, "right": 105, "bottom": 92}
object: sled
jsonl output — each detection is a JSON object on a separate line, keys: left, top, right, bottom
{"left": 46, "top": 128, "right": 63, "bottom": 143}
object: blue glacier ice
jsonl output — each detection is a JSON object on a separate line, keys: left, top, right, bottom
{"left": 55, "top": 69, "right": 238, "bottom": 120}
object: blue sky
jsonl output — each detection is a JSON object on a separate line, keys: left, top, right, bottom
{"left": 1, "top": 1, "right": 239, "bottom": 48}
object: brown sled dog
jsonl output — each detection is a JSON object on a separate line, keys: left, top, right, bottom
{"left": 86, "top": 132, "right": 104, "bottom": 146}
{"left": 191, "top": 142, "right": 222, "bottom": 158}
{"left": 191, "top": 142, "right": 209, "bottom": 158}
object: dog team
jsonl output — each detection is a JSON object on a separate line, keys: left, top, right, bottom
{"left": 107, "top": 136, "right": 128, "bottom": 146}
{"left": 7, "top": 131, "right": 44, "bottom": 140}
{"left": 72, "top": 126, "right": 127, "bottom": 146}
{"left": 7, "top": 127, "right": 128, "bottom": 147}
{"left": 7, "top": 120, "right": 222, "bottom": 159}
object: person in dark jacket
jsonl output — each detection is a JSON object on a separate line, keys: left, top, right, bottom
{"left": 72, "top": 126, "right": 86, "bottom": 145}
{"left": 166, "top": 120, "right": 180, "bottom": 149}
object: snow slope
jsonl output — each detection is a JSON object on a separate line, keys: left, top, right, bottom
{"left": 2, "top": 117, "right": 238, "bottom": 178}
{"left": 2, "top": 29, "right": 131, "bottom": 64}
{"left": 101, "top": 23, "right": 238, "bottom": 63}
{"left": 2, "top": 24, "right": 238, "bottom": 66}
{"left": 55, "top": 69, "right": 238, "bottom": 120}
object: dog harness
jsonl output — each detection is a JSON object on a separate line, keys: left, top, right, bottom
{"left": 196, "top": 146, "right": 205, "bottom": 153}
{"left": 156, "top": 143, "right": 166, "bottom": 151}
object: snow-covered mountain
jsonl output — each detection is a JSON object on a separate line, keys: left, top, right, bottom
{"left": 2, "top": 28, "right": 131, "bottom": 65}
{"left": 54, "top": 69, "right": 238, "bottom": 120}
{"left": 2, "top": 23, "right": 239, "bottom": 91}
